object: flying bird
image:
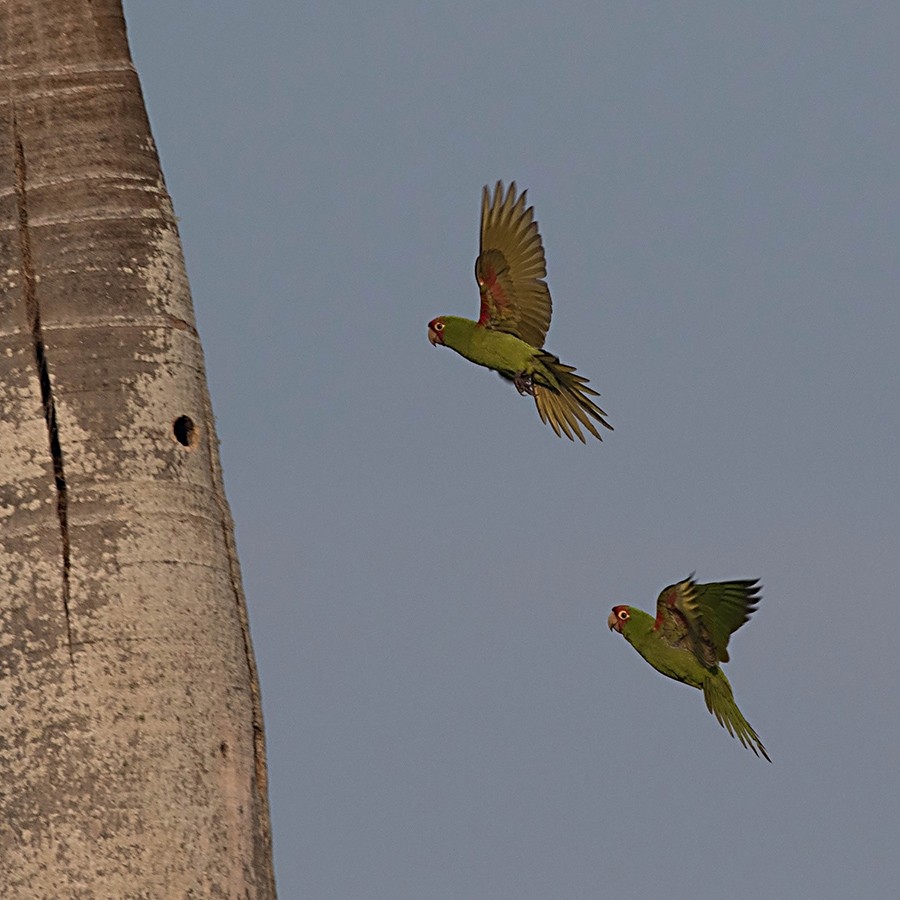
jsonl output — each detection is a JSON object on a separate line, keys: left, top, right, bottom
{"left": 608, "top": 575, "right": 770, "bottom": 761}
{"left": 427, "top": 181, "right": 612, "bottom": 442}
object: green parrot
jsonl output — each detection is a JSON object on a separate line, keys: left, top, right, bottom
{"left": 608, "top": 575, "right": 771, "bottom": 761}
{"left": 427, "top": 181, "right": 612, "bottom": 442}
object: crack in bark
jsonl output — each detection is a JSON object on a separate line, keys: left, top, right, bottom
{"left": 12, "top": 107, "right": 75, "bottom": 671}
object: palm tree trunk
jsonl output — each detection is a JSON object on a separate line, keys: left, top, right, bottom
{"left": 0, "top": 1, "right": 277, "bottom": 894}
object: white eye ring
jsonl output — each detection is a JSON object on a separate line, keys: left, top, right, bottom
{"left": 617, "top": 610, "right": 629, "bottom": 621}
{"left": 434, "top": 321, "right": 444, "bottom": 331}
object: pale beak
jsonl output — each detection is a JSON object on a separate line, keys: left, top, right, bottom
{"left": 428, "top": 327, "right": 440, "bottom": 346}
{"left": 607, "top": 611, "right": 619, "bottom": 632}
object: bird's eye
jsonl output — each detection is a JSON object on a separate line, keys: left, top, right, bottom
{"left": 617, "top": 609, "right": 629, "bottom": 622}
{"left": 434, "top": 321, "right": 444, "bottom": 331}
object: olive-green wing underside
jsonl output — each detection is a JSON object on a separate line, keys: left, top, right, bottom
{"left": 475, "top": 181, "right": 552, "bottom": 349}
{"left": 655, "top": 576, "right": 762, "bottom": 665}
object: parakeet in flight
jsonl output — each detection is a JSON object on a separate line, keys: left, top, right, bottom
{"left": 427, "top": 181, "right": 612, "bottom": 442}
{"left": 608, "top": 575, "right": 770, "bottom": 761}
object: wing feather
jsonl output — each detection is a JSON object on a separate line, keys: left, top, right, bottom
{"left": 475, "top": 181, "right": 552, "bottom": 348}
{"left": 655, "top": 575, "right": 762, "bottom": 666}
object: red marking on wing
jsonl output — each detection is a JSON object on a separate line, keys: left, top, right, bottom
{"left": 477, "top": 263, "right": 508, "bottom": 326}
{"left": 654, "top": 587, "right": 675, "bottom": 630}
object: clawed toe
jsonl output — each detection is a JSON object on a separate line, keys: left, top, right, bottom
{"left": 513, "top": 372, "right": 534, "bottom": 396}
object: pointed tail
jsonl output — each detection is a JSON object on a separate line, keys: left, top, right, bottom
{"left": 702, "top": 671, "right": 771, "bottom": 762}
{"left": 533, "top": 351, "right": 613, "bottom": 443}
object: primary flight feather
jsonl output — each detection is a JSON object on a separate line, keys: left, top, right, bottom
{"left": 427, "top": 181, "right": 612, "bottom": 442}
{"left": 608, "top": 574, "right": 770, "bottom": 761}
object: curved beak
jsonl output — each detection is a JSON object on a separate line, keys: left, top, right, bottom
{"left": 607, "top": 610, "right": 619, "bottom": 632}
{"left": 428, "top": 326, "right": 440, "bottom": 346}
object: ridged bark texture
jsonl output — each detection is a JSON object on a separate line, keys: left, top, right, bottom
{"left": 0, "top": 1, "right": 276, "bottom": 896}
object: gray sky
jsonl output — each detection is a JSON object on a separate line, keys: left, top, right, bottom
{"left": 126, "top": 3, "right": 900, "bottom": 897}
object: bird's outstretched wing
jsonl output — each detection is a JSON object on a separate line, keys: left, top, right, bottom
{"left": 475, "top": 181, "right": 552, "bottom": 348}
{"left": 655, "top": 575, "right": 762, "bottom": 665}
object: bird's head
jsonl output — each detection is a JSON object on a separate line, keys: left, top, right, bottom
{"left": 427, "top": 317, "right": 446, "bottom": 346}
{"left": 608, "top": 605, "right": 631, "bottom": 634}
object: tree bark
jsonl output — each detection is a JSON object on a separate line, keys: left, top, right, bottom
{"left": 0, "top": 1, "right": 276, "bottom": 895}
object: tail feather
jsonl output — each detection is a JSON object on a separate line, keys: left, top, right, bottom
{"left": 533, "top": 352, "right": 613, "bottom": 443}
{"left": 702, "top": 672, "right": 771, "bottom": 762}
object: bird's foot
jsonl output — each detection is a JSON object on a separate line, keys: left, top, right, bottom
{"left": 513, "top": 372, "right": 535, "bottom": 396}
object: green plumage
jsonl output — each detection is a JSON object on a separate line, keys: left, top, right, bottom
{"left": 431, "top": 316, "right": 537, "bottom": 381}
{"left": 609, "top": 575, "right": 770, "bottom": 761}
{"left": 427, "top": 181, "right": 612, "bottom": 442}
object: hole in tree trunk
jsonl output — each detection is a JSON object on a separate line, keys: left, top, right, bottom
{"left": 173, "top": 415, "right": 198, "bottom": 449}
